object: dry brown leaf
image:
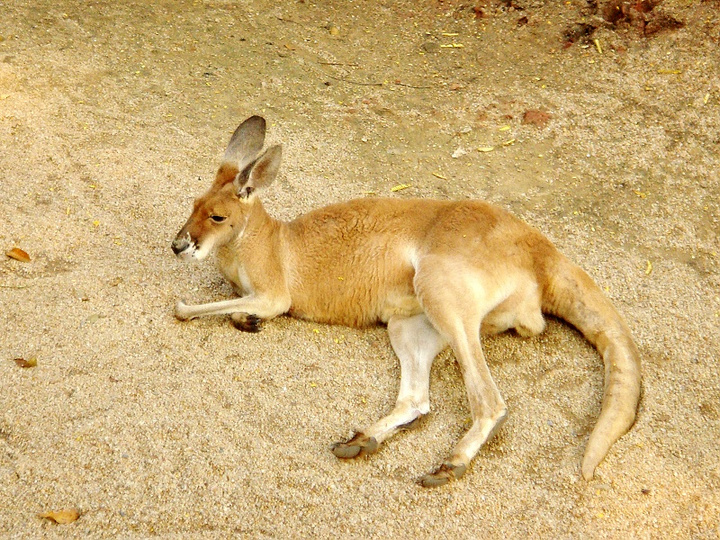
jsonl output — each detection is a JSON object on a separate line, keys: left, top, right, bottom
{"left": 13, "top": 357, "right": 37, "bottom": 368}
{"left": 38, "top": 508, "right": 80, "bottom": 524}
{"left": 522, "top": 110, "right": 552, "bottom": 128}
{"left": 6, "top": 247, "right": 31, "bottom": 263}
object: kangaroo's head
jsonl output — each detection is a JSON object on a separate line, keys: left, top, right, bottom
{"left": 172, "top": 116, "right": 282, "bottom": 261}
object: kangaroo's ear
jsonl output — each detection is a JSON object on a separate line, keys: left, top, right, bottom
{"left": 235, "top": 145, "right": 283, "bottom": 199}
{"left": 223, "top": 116, "right": 266, "bottom": 172}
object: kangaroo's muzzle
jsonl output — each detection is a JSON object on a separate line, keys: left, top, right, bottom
{"left": 171, "top": 235, "right": 191, "bottom": 256}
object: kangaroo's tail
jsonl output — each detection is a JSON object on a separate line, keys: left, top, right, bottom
{"left": 540, "top": 253, "right": 641, "bottom": 480}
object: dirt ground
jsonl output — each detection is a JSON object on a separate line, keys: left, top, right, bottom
{"left": 1, "top": 0, "right": 719, "bottom": 537}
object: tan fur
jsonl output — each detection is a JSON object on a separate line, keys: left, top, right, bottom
{"left": 172, "top": 117, "right": 641, "bottom": 486}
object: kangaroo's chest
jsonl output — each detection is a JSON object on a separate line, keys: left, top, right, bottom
{"left": 217, "top": 250, "right": 253, "bottom": 296}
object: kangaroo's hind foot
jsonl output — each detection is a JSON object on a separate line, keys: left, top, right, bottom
{"left": 417, "top": 462, "right": 467, "bottom": 488}
{"left": 331, "top": 432, "right": 379, "bottom": 459}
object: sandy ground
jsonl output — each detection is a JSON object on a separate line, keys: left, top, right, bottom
{"left": 1, "top": 0, "right": 719, "bottom": 537}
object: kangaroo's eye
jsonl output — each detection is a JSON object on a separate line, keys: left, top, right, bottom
{"left": 210, "top": 215, "right": 227, "bottom": 223}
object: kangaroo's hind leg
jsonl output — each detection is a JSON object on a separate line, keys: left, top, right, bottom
{"left": 413, "top": 259, "right": 509, "bottom": 487}
{"left": 331, "top": 313, "right": 446, "bottom": 459}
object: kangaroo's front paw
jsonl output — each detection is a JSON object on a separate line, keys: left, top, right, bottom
{"left": 331, "top": 432, "right": 378, "bottom": 459}
{"left": 175, "top": 300, "right": 193, "bottom": 321}
{"left": 417, "top": 462, "right": 467, "bottom": 488}
{"left": 231, "top": 312, "right": 263, "bottom": 332}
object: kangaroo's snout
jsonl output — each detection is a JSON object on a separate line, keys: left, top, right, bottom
{"left": 171, "top": 236, "right": 190, "bottom": 256}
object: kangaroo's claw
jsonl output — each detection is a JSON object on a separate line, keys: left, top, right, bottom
{"left": 331, "top": 432, "right": 378, "bottom": 459}
{"left": 231, "top": 313, "right": 263, "bottom": 332}
{"left": 417, "top": 462, "right": 467, "bottom": 488}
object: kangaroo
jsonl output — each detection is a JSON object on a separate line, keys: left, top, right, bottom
{"left": 171, "top": 116, "right": 641, "bottom": 487}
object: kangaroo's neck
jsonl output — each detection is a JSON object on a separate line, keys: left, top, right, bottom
{"left": 219, "top": 197, "right": 286, "bottom": 266}
{"left": 242, "top": 198, "right": 284, "bottom": 241}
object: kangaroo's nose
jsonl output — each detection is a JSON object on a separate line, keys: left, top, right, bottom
{"left": 171, "top": 237, "right": 189, "bottom": 255}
